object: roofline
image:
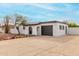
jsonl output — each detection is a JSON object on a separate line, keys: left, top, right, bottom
{"left": 40, "top": 21, "right": 67, "bottom": 24}
{"left": 25, "top": 21, "right": 68, "bottom": 26}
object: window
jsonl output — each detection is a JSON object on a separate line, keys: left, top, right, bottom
{"left": 59, "top": 25, "right": 64, "bottom": 30}
{"left": 59, "top": 25, "right": 62, "bottom": 30}
{"left": 63, "top": 26, "right": 64, "bottom": 30}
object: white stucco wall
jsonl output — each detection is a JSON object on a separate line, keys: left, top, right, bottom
{"left": 40, "top": 23, "right": 68, "bottom": 36}
{"left": 10, "top": 26, "right": 29, "bottom": 35}
{"left": 10, "top": 29, "right": 18, "bottom": 34}
{"left": 24, "top": 26, "right": 29, "bottom": 35}
{"left": 53, "top": 23, "right": 68, "bottom": 36}
{"left": 28, "top": 25, "right": 41, "bottom": 35}
{"left": 31, "top": 26, "right": 37, "bottom": 35}
{"left": 19, "top": 26, "right": 25, "bottom": 34}
{"left": 68, "top": 27, "right": 79, "bottom": 35}
{"left": 27, "top": 23, "right": 68, "bottom": 36}
{"left": 0, "top": 23, "right": 68, "bottom": 36}
{"left": 10, "top": 26, "right": 26, "bottom": 34}
{"left": 10, "top": 26, "right": 40, "bottom": 35}
{"left": 10, "top": 27, "right": 18, "bottom": 34}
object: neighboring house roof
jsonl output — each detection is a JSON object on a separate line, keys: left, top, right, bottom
{"left": 25, "top": 21, "right": 68, "bottom": 26}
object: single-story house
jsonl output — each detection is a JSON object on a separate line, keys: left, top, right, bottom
{"left": 22, "top": 21, "right": 68, "bottom": 36}
{"left": 0, "top": 21, "right": 68, "bottom": 36}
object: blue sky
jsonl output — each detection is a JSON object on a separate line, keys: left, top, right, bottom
{"left": 0, "top": 3, "right": 79, "bottom": 23}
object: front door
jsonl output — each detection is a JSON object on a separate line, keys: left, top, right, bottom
{"left": 29, "top": 27, "right": 32, "bottom": 35}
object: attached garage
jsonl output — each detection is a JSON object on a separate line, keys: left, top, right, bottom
{"left": 41, "top": 25, "right": 53, "bottom": 36}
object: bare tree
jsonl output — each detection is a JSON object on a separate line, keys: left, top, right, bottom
{"left": 4, "top": 16, "right": 12, "bottom": 33}
{"left": 15, "top": 14, "right": 27, "bottom": 35}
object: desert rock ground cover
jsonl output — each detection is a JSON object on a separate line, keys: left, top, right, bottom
{"left": 0, "top": 35, "right": 78, "bottom": 56}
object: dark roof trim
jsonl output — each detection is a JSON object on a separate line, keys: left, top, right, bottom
{"left": 25, "top": 21, "right": 68, "bottom": 26}
{"left": 40, "top": 21, "right": 67, "bottom": 24}
{"left": 25, "top": 23, "right": 40, "bottom": 26}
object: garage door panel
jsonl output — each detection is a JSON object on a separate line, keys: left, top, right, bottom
{"left": 41, "top": 26, "right": 53, "bottom": 36}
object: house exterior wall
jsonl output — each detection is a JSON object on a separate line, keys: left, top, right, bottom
{"left": 0, "top": 22, "right": 68, "bottom": 36}
{"left": 31, "top": 26, "right": 37, "bottom": 35}
{"left": 11, "top": 23, "right": 68, "bottom": 36}
{"left": 34, "top": 23, "right": 68, "bottom": 36}
{"left": 10, "top": 26, "right": 25, "bottom": 34}
{"left": 53, "top": 23, "right": 68, "bottom": 36}
{"left": 10, "top": 27, "right": 18, "bottom": 34}
{"left": 28, "top": 25, "right": 41, "bottom": 35}
{"left": 24, "top": 26, "right": 29, "bottom": 35}
{"left": 10, "top": 26, "right": 29, "bottom": 35}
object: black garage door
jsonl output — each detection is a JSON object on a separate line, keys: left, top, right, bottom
{"left": 41, "top": 25, "right": 53, "bottom": 36}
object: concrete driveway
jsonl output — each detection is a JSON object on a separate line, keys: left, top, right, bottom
{"left": 0, "top": 35, "right": 79, "bottom": 56}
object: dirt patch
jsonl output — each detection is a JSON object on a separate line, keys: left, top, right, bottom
{"left": 0, "top": 35, "right": 78, "bottom": 55}
{"left": 0, "top": 33, "right": 28, "bottom": 41}
{"left": 0, "top": 33, "right": 15, "bottom": 40}
{"left": 26, "top": 35, "right": 74, "bottom": 43}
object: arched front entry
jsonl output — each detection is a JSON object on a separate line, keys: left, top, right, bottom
{"left": 29, "top": 27, "right": 32, "bottom": 35}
